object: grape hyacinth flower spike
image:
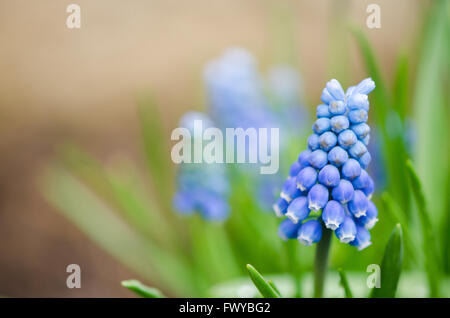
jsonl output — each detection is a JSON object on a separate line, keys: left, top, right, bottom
{"left": 173, "top": 111, "right": 230, "bottom": 221}
{"left": 273, "top": 78, "right": 377, "bottom": 251}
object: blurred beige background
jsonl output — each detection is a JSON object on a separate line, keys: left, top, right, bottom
{"left": 0, "top": 0, "right": 423, "bottom": 297}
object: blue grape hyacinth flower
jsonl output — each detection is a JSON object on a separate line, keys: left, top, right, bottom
{"left": 204, "top": 48, "right": 310, "bottom": 212}
{"left": 173, "top": 111, "right": 230, "bottom": 221}
{"left": 274, "top": 78, "right": 377, "bottom": 250}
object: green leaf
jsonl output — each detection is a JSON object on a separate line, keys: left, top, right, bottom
{"left": 412, "top": 0, "right": 449, "bottom": 246}
{"left": 443, "top": 170, "right": 450, "bottom": 273}
{"left": 392, "top": 53, "right": 409, "bottom": 119}
{"left": 58, "top": 143, "right": 113, "bottom": 200}
{"left": 406, "top": 159, "right": 441, "bottom": 297}
{"left": 121, "top": 280, "right": 165, "bottom": 298}
{"left": 246, "top": 264, "right": 280, "bottom": 298}
{"left": 380, "top": 192, "right": 418, "bottom": 265}
{"left": 137, "top": 95, "right": 174, "bottom": 208}
{"left": 188, "top": 216, "right": 241, "bottom": 286}
{"left": 371, "top": 224, "right": 404, "bottom": 298}
{"left": 351, "top": 28, "right": 410, "bottom": 215}
{"left": 104, "top": 157, "right": 176, "bottom": 248}
{"left": 338, "top": 268, "right": 353, "bottom": 298}
{"left": 351, "top": 28, "right": 391, "bottom": 123}
{"left": 267, "top": 280, "right": 282, "bottom": 297}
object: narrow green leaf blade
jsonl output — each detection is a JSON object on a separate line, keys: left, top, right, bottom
{"left": 246, "top": 264, "right": 280, "bottom": 298}
{"left": 443, "top": 170, "right": 450, "bottom": 273}
{"left": 380, "top": 192, "right": 418, "bottom": 265}
{"left": 412, "top": 0, "right": 449, "bottom": 228}
{"left": 351, "top": 28, "right": 390, "bottom": 122}
{"left": 338, "top": 268, "right": 353, "bottom": 298}
{"left": 392, "top": 53, "right": 409, "bottom": 119}
{"left": 121, "top": 280, "right": 165, "bottom": 298}
{"left": 104, "top": 157, "right": 176, "bottom": 247}
{"left": 406, "top": 159, "right": 441, "bottom": 296}
{"left": 267, "top": 280, "right": 282, "bottom": 297}
{"left": 352, "top": 28, "right": 411, "bottom": 215}
{"left": 138, "top": 96, "right": 174, "bottom": 207}
{"left": 372, "top": 224, "right": 404, "bottom": 298}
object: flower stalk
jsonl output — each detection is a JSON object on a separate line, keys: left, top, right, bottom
{"left": 314, "top": 225, "right": 332, "bottom": 298}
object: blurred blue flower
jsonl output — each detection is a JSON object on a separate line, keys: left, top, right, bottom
{"left": 204, "top": 48, "right": 309, "bottom": 212}
{"left": 274, "top": 78, "right": 378, "bottom": 250}
{"left": 173, "top": 112, "right": 230, "bottom": 221}
{"left": 204, "top": 47, "right": 272, "bottom": 130}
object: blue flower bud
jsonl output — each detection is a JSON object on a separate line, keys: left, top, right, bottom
{"left": 356, "top": 201, "right": 378, "bottom": 230}
{"left": 328, "top": 146, "right": 348, "bottom": 166}
{"left": 318, "top": 164, "right": 340, "bottom": 187}
{"left": 309, "top": 149, "right": 328, "bottom": 169}
{"left": 330, "top": 115, "right": 349, "bottom": 133}
{"left": 297, "top": 219, "right": 322, "bottom": 246}
{"left": 362, "top": 134, "right": 370, "bottom": 146}
{"left": 286, "top": 196, "right": 310, "bottom": 223}
{"left": 273, "top": 197, "right": 289, "bottom": 217}
{"left": 280, "top": 177, "right": 301, "bottom": 202}
{"left": 321, "top": 87, "right": 334, "bottom": 104}
{"left": 338, "top": 129, "right": 357, "bottom": 149}
{"left": 352, "top": 169, "right": 370, "bottom": 189}
{"left": 331, "top": 179, "right": 354, "bottom": 204}
{"left": 359, "top": 152, "right": 372, "bottom": 169}
{"left": 346, "top": 85, "right": 356, "bottom": 97}
{"left": 313, "top": 118, "right": 331, "bottom": 134}
{"left": 347, "top": 93, "right": 369, "bottom": 111}
{"left": 348, "top": 109, "right": 368, "bottom": 124}
{"left": 362, "top": 175, "right": 375, "bottom": 199}
{"left": 308, "top": 184, "right": 329, "bottom": 211}
{"left": 296, "top": 166, "right": 318, "bottom": 191}
{"left": 349, "top": 141, "right": 368, "bottom": 159}
{"left": 341, "top": 158, "right": 361, "bottom": 180}
{"left": 355, "top": 77, "right": 375, "bottom": 95}
{"left": 329, "top": 100, "right": 346, "bottom": 115}
{"left": 307, "top": 133, "right": 320, "bottom": 150}
{"left": 199, "top": 195, "right": 230, "bottom": 221}
{"left": 348, "top": 190, "right": 368, "bottom": 218}
{"left": 316, "top": 104, "right": 331, "bottom": 118}
{"left": 351, "top": 123, "right": 370, "bottom": 139}
{"left": 173, "top": 191, "right": 195, "bottom": 215}
{"left": 326, "top": 79, "right": 345, "bottom": 100}
{"left": 335, "top": 215, "right": 357, "bottom": 243}
{"left": 350, "top": 225, "right": 372, "bottom": 250}
{"left": 278, "top": 218, "right": 301, "bottom": 240}
{"left": 289, "top": 161, "right": 302, "bottom": 177}
{"left": 297, "top": 149, "right": 312, "bottom": 167}
{"left": 322, "top": 200, "right": 345, "bottom": 230}
{"left": 319, "top": 131, "right": 337, "bottom": 151}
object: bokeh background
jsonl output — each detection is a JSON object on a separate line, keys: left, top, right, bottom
{"left": 0, "top": 0, "right": 444, "bottom": 297}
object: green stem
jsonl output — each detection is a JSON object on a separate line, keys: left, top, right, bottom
{"left": 314, "top": 226, "right": 332, "bottom": 298}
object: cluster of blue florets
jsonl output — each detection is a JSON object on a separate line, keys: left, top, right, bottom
{"left": 173, "top": 47, "right": 309, "bottom": 221}
{"left": 173, "top": 111, "right": 230, "bottom": 221}
{"left": 203, "top": 47, "right": 306, "bottom": 211}
{"left": 274, "top": 78, "right": 378, "bottom": 250}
